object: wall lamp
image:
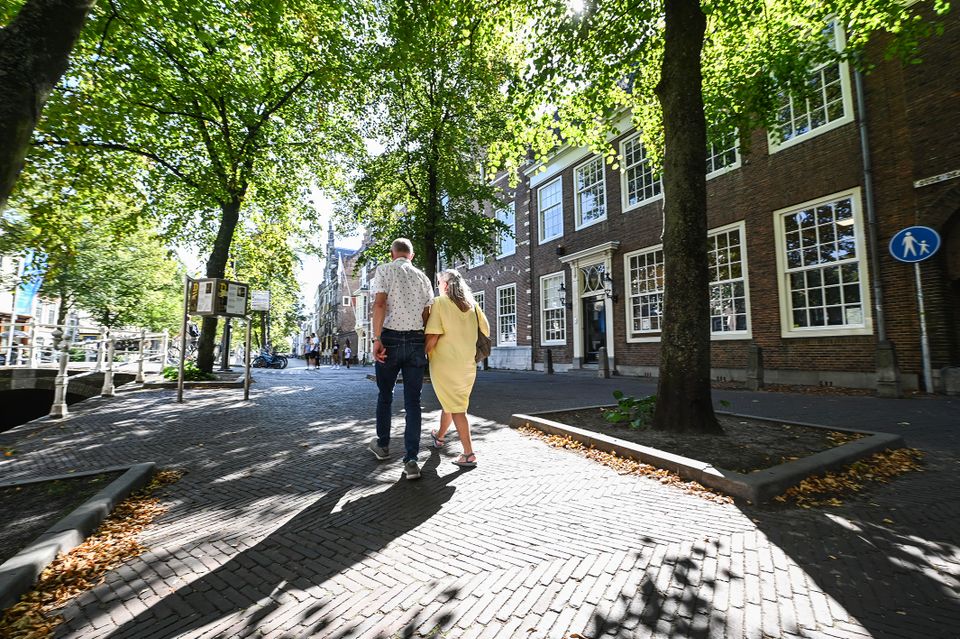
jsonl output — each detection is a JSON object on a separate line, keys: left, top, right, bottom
{"left": 558, "top": 283, "right": 572, "bottom": 309}
{"left": 603, "top": 273, "right": 619, "bottom": 303}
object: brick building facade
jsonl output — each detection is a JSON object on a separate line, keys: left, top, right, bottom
{"left": 506, "top": 5, "right": 960, "bottom": 393}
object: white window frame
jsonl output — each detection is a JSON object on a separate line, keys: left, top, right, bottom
{"left": 496, "top": 283, "right": 517, "bottom": 346}
{"left": 623, "top": 245, "right": 665, "bottom": 343}
{"left": 620, "top": 134, "right": 663, "bottom": 212}
{"left": 468, "top": 249, "right": 485, "bottom": 268}
{"left": 473, "top": 290, "right": 485, "bottom": 312}
{"left": 342, "top": 296, "right": 350, "bottom": 307}
{"left": 768, "top": 21, "right": 854, "bottom": 154}
{"left": 623, "top": 222, "right": 754, "bottom": 343}
{"left": 540, "top": 271, "right": 567, "bottom": 346}
{"left": 707, "top": 221, "right": 752, "bottom": 340}
{"left": 573, "top": 155, "right": 607, "bottom": 230}
{"left": 773, "top": 187, "right": 873, "bottom": 338}
{"left": 706, "top": 131, "right": 742, "bottom": 179}
{"left": 537, "top": 176, "right": 564, "bottom": 244}
{"left": 497, "top": 203, "right": 516, "bottom": 258}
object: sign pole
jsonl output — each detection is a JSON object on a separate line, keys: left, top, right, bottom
{"left": 177, "top": 275, "right": 191, "bottom": 404}
{"left": 913, "top": 262, "right": 934, "bottom": 393}
{"left": 244, "top": 317, "right": 252, "bottom": 401}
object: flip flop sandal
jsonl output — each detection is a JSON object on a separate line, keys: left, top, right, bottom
{"left": 430, "top": 429, "right": 445, "bottom": 449}
{"left": 452, "top": 453, "right": 477, "bottom": 468}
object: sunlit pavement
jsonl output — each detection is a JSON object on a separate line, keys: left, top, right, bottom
{"left": 0, "top": 366, "right": 957, "bottom": 638}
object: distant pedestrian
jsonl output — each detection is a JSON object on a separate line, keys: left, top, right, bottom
{"left": 332, "top": 343, "right": 340, "bottom": 369}
{"left": 368, "top": 237, "right": 434, "bottom": 480}
{"left": 426, "top": 269, "right": 489, "bottom": 468}
{"left": 344, "top": 343, "right": 352, "bottom": 369}
{"left": 309, "top": 333, "right": 320, "bottom": 369}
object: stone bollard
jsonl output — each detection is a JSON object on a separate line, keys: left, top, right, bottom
{"left": 136, "top": 330, "right": 147, "bottom": 383}
{"left": 598, "top": 347, "right": 611, "bottom": 379}
{"left": 746, "top": 343, "right": 764, "bottom": 391}
{"left": 545, "top": 348, "right": 554, "bottom": 375}
{"left": 94, "top": 328, "right": 106, "bottom": 371}
{"left": 49, "top": 329, "right": 70, "bottom": 419}
{"left": 160, "top": 329, "right": 170, "bottom": 367}
{"left": 101, "top": 334, "right": 116, "bottom": 397}
{"left": 875, "top": 340, "right": 902, "bottom": 398}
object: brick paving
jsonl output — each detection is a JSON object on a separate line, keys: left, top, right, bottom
{"left": 0, "top": 361, "right": 958, "bottom": 638}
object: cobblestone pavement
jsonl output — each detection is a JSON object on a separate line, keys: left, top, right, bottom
{"left": 0, "top": 362, "right": 957, "bottom": 639}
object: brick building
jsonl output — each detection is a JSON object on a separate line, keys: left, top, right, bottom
{"left": 315, "top": 222, "right": 360, "bottom": 361}
{"left": 512, "top": 6, "right": 959, "bottom": 393}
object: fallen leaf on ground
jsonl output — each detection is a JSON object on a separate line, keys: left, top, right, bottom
{"left": 518, "top": 426, "right": 733, "bottom": 504}
{"left": 774, "top": 448, "right": 924, "bottom": 508}
{"left": 0, "top": 469, "right": 185, "bottom": 639}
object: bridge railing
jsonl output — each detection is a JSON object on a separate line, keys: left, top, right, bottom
{"left": 0, "top": 318, "right": 170, "bottom": 374}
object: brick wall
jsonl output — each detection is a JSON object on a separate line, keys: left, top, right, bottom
{"left": 525, "top": 6, "right": 959, "bottom": 390}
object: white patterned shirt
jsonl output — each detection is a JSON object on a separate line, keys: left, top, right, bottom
{"left": 371, "top": 258, "right": 434, "bottom": 331}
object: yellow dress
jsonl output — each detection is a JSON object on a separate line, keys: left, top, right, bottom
{"left": 426, "top": 295, "right": 491, "bottom": 412}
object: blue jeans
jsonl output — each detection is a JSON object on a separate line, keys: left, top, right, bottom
{"left": 375, "top": 329, "right": 427, "bottom": 462}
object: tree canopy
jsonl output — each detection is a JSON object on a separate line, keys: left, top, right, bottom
{"left": 29, "top": 0, "right": 367, "bottom": 368}
{"left": 339, "top": 0, "right": 524, "bottom": 282}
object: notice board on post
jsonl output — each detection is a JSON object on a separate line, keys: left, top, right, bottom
{"left": 189, "top": 278, "right": 249, "bottom": 318}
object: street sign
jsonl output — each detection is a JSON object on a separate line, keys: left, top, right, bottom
{"left": 889, "top": 226, "right": 941, "bottom": 263}
{"left": 188, "top": 278, "right": 249, "bottom": 318}
{"left": 250, "top": 290, "right": 271, "bottom": 311}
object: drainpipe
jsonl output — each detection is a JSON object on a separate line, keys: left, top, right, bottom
{"left": 855, "top": 68, "right": 901, "bottom": 397}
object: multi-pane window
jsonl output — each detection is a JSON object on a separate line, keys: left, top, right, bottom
{"left": 709, "top": 225, "right": 748, "bottom": 334}
{"left": 627, "top": 224, "right": 751, "bottom": 339}
{"left": 706, "top": 131, "right": 739, "bottom": 176}
{"left": 538, "top": 177, "right": 563, "bottom": 242}
{"left": 497, "top": 284, "right": 517, "bottom": 346}
{"left": 497, "top": 204, "right": 516, "bottom": 257}
{"left": 574, "top": 156, "right": 606, "bottom": 227}
{"left": 540, "top": 273, "right": 566, "bottom": 344}
{"left": 781, "top": 195, "right": 864, "bottom": 330}
{"left": 473, "top": 290, "right": 484, "bottom": 312}
{"left": 775, "top": 22, "right": 848, "bottom": 145}
{"left": 627, "top": 249, "right": 664, "bottom": 335}
{"left": 468, "top": 249, "right": 485, "bottom": 267}
{"left": 622, "top": 135, "right": 661, "bottom": 208}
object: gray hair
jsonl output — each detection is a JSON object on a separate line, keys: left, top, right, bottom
{"left": 439, "top": 269, "right": 476, "bottom": 312}
{"left": 391, "top": 238, "right": 413, "bottom": 255}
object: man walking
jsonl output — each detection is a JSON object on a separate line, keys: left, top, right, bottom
{"left": 369, "top": 238, "right": 434, "bottom": 480}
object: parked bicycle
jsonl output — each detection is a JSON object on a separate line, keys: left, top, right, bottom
{"left": 252, "top": 346, "right": 288, "bottom": 369}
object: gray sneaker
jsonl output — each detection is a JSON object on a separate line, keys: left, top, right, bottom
{"left": 403, "top": 460, "right": 421, "bottom": 480}
{"left": 367, "top": 439, "right": 389, "bottom": 461}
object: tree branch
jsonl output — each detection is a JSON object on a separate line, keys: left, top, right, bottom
{"left": 36, "top": 137, "right": 207, "bottom": 194}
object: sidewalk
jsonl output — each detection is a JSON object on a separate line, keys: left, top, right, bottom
{"left": 0, "top": 367, "right": 956, "bottom": 638}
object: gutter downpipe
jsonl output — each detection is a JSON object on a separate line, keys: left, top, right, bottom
{"left": 855, "top": 67, "right": 901, "bottom": 397}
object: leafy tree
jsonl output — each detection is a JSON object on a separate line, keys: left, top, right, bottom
{"left": 339, "top": 0, "right": 521, "bottom": 283}
{"left": 0, "top": 153, "right": 183, "bottom": 333}
{"left": 34, "top": 0, "right": 364, "bottom": 370}
{"left": 0, "top": 0, "right": 95, "bottom": 211}
{"left": 503, "top": 0, "right": 949, "bottom": 433}
{"left": 226, "top": 209, "right": 305, "bottom": 350}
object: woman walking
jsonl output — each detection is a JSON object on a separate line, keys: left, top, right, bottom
{"left": 425, "top": 269, "right": 490, "bottom": 467}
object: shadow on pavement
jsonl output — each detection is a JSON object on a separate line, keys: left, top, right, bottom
{"left": 104, "top": 451, "right": 465, "bottom": 639}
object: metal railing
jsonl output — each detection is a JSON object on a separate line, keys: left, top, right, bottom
{"left": 1, "top": 318, "right": 170, "bottom": 419}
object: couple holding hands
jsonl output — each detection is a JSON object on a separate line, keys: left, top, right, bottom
{"left": 366, "top": 238, "right": 491, "bottom": 480}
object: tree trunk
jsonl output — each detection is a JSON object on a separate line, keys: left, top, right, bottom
{"left": 651, "top": 0, "right": 722, "bottom": 434}
{"left": 197, "top": 196, "right": 242, "bottom": 371}
{"left": 0, "top": 0, "right": 95, "bottom": 210}
{"left": 423, "top": 153, "right": 440, "bottom": 286}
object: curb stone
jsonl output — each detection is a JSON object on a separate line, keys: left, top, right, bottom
{"left": 0, "top": 462, "right": 157, "bottom": 610}
{"left": 510, "top": 408, "right": 905, "bottom": 503}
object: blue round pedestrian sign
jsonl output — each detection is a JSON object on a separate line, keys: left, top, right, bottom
{"left": 889, "top": 226, "right": 940, "bottom": 263}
